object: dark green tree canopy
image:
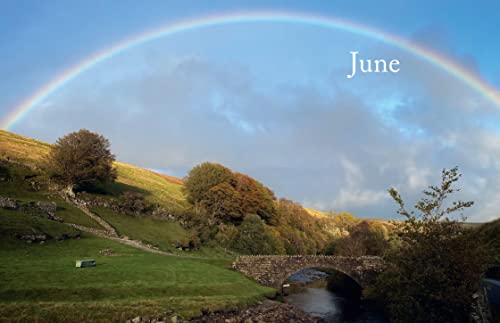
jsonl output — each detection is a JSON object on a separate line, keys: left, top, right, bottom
{"left": 49, "top": 129, "right": 116, "bottom": 191}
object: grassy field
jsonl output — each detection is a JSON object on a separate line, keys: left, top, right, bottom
{"left": 0, "top": 232, "right": 274, "bottom": 322}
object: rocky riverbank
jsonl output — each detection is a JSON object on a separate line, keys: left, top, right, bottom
{"left": 126, "top": 300, "right": 324, "bottom": 323}
{"left": 192, "top": 300, "right": 324, "bottom": 322}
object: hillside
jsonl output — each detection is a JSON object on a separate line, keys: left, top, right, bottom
{"left": 0, "top": 130, "right": 186, "bottom": 208}
{"left": 0, "top": 129, "right": 275, "bottom": 321}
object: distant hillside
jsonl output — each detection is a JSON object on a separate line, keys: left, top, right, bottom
{"left": 477, "top": 218, "right": 500, "bottom": 262}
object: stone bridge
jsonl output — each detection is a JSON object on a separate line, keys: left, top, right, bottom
{"left": 232, "top": 255, "right": 385, "bottom": 290}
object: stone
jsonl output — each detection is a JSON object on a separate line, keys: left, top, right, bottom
{"left": 17, "top": 233, "right": 49, "bottom": 243}
{"left": 192, "top": 300, "right": 323, "bottom": 322}
{"left": 131, "top": 316, "right": 141, "bottom": 323}
{"left": 232, "top": 255, "right": 385, "bottom": 289}
{"left": 99, "top": 248, "right": 114, "bottom": 256}
{"left": 35, "top": 201, "right": 57, "bottom": 216}
{"left": 170, "top": 316, "right": 178, "bottom": 323}
{"left": 0, "top": 196, "right": 18, "bottom": 209}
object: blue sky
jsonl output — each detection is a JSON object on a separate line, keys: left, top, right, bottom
{"left": 1, "top": 1, "right": 500, "bottom": 221}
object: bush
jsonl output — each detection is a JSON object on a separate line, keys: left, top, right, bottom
{"left": 119, "top": 191, "right": 148, "bottom": 215}
{"left": 374, "top": 167, "right": 492, "bottom": 322}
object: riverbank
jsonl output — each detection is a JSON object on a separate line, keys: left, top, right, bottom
{"left": 191, "top": 299, "right": 324, "bottom": 322}
{"left": 126, "top": 300, "right": 325, "bottom": 322}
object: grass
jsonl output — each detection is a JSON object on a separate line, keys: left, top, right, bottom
{"left": 91, "top": 206, "right": 188, "bottom": 252}
{"left": 0, "top": 209, "right": 81, "bottom": 241}
{"left": 0, "top": 162, "right": 103, "bottom": 229}
{"left": 110, "top": 162, "right": 186, "bottom": 209}
{"left": 90, "top": 207, "right": 230, "bottom": 257}
{"left": 0, "top": 130, "right": 51, "bottom": 167}
{"left": 0, "top": 233, "right": 275, "bottom": 322}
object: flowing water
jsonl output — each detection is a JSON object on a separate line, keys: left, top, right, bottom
{"left": 285, "top": 269, "right": 388, "bottom": 323}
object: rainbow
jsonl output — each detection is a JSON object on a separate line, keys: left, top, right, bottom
{"left": 2, "top": 10, "right": 500, "bottom": 130}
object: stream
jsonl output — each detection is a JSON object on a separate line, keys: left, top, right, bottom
{"left": 285, "top": 269, "right": 388, "bottom": 323}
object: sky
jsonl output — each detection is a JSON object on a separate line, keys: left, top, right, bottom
{"left": 1, "top": 0, "right": 500, "bottom": 221}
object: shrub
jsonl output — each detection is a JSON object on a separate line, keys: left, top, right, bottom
{"left": 119, "top": 191, "right": 148, "bottom": 215}
{"left": 374, "top": 167, "right": 491, "bottom": 322}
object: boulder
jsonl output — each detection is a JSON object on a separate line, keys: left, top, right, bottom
{"left": 0, "top": 196, "right": 18, "bottom": 209}
{"left": 99, "top": 249, "right": 114, "bottom": 256}
{"left": 35, "top": 201, "right": 57, "bottom": 216}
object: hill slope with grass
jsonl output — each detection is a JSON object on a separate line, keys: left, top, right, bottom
{"left": 0, "top": 130, "right": 186, "bottom": 209}
{"left": 0, "top": 129, "right": 275, "bottom": 321}
{"left": 0, "top": 129, "right": 201, "bottom": 255}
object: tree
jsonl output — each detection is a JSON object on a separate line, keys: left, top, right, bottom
{"left": 231, "top": 214, "right": 282, "bottom": 255}
{"left": 49, "top": 129, "right": 116, "bottom": 196}
{"left": 201, "top": 182, "right": 243, "bottom": 222}
{"left": 234, "top": 173, "right": 277, "bottom": 224}
{"left": 334, "top": 221, "right": 388, "bottom": 257}
{"left": 183, "top": 162, "right": 235, "bottom": 205}
{"left": 374, "top": 167, "right": 491, "bottom": 322}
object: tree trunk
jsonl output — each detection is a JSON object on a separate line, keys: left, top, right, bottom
{"left": 63, "top": 184, "right": 75, "bottom": 198}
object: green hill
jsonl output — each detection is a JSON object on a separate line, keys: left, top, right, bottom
{"left": 0, "top": 129, "right": 274, "bottom": 321}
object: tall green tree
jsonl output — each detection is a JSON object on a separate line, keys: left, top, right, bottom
{"left": 49, "top": 129, "right": 116, "bottom": 196}
{"left": 375, "top": 167, "right": 491, "bottom": 322}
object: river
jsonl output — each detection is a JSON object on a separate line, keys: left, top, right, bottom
{"left": 285, "top": 269, "right": 388, "bottom": 323}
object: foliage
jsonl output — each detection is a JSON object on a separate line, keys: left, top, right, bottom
{"left": 374, "top": 167, "right": 491, "bottom": 322}
{"left": 234, "top": 173, "right": 277, "bottom": 223}
{"left": 184, "top": 162, "right": 278, "bottom": 225}
{"left": 119, "top": 191, "right": 149, "bottom": 215}
{"left": 184, "top": 162, "right": 235, "bottom": 205}
{"left": 48, "top": 129, "right": 116, "bottom": 192}
{"left": 273, "top": 199, "right": 330, "bottom": 254}
{"left": 230, "top": 214, "right": 282, "bottom": 255}
{"left": 477, "top": 218, "right": 500, "bottom": 264}
{"left": 201, "top": 182, "right": 243, "bottom": 222}
{"left": 330, "top": 221, "right": 388, "bottom": 257}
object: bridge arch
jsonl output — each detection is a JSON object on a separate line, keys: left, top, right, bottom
{"left": 232, "top": 255, "right": 384, "bottom": 290}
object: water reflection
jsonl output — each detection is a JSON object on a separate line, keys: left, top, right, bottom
{"left": 285, "top": 269, "right": 388, "bottom": 323}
